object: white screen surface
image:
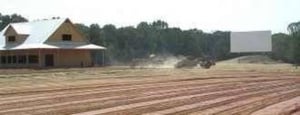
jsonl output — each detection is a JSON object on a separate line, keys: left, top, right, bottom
{"left": 230, "top": 31, "right": 272, "bottom": 53}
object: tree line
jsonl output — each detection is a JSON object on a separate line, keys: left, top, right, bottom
{"left": 0, "top": 13, "right": 28, "bottom": 31}
{"left": 0, "top": 13, "right": 299, "bottom": 65}
{"left": 75, "top": 21, "right": 235, "bottom": 64}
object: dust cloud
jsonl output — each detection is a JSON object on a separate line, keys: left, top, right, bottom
{"left": 130, "top": 54, "right": 186, "bottom": 69}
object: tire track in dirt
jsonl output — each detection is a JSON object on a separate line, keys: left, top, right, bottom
{"left": 0, "top": 71, "right": 293, "bottom": 96}
{"left": 145, "top": 85, "right": 299, "bottom": 115}
{"left": 85, "top": 83, "right": 299, "bottom": 115}
{"left": 2, "top": 71, "right": 295, "bottom": 98}
{"left": 214, "top": 90, "right": 300, "bottom": 115}
{"left": 192, "top": 90, "right": 300, "bottom": 115}
{"left": 1, "top": 79, "right": 296, "bottom": 112}
{"left": 0, "top": 71, "right": 297, "bottom": 115}
{"left": 0, "top": 75, "right": 288, "bottom": 102}
{"left": 13, "top": 80, "right": 295, "bottom": 115}
{"left": 0, "top": 76, "right": 283, "bottom": 101}
{"left": 251, "top": 96, "right": 300, "bottom": 115}
{"left": 0, "top": 79, "right": 290, "bottom": 111}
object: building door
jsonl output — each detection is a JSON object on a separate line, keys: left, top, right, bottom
{"left": 45, "top": 54, "right": 54, "bottom": 67}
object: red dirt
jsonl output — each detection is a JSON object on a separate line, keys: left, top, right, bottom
{"left": 252, "top": 96, "right": 300, "bottom": 115}
{"left": 0, "top": 68, "right": 299, "bottom": 115}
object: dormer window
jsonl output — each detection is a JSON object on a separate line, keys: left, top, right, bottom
{"left": 62, "top": 34, "right": 72, "bottom": 41}
{"left": 8, "top": 36, "right": 16, "bottom": 42}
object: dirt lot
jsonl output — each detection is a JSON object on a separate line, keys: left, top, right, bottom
{"left": 0, "top": 63, "right": 299, "bottom": 115}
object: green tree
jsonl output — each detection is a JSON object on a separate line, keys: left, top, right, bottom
{"left": 136, "top": 22, "right": 153, "bottom": 55}
{"left": 0, "top": 13, "right": 28, "bottom": 31}
{"left": 211, "top": 31, "right": 231, "bottom": 60}
{"left": 271, "top": 33, "right": 292, "bottom": 62}
{"left": 100, "top": 24, "right": 119, "bottom": 63}
{"left": 75, "top": 23, "right": 90, "bottom": 41}
{"left": 151, "top": 20, "right": 168, "bottom": 30}
{"left": 74, "top": 19, "right": 287, "bottom": 64}
{"left": 288, "top": 21, "right": 300, "bottom": 65}
{"left": 89, "top": 24, "right": 102, "bottom": 45}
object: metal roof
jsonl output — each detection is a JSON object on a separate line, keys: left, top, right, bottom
{"left": 0, "top": 18, "right": 106, "bottom": 50}
{"left": 0, "top": 43, "right": 105, "bottom": 50}
{"left": 75, "top": 44, "right": 106, "bottom": 50}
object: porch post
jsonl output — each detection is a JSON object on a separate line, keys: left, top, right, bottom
{"left": 39, "top": 49, "right": 42, "bottom": 67}
{"left": 26, "top": 50, "right": 28, "bottom": 65}
{"left": 0, "top": 51, "right": 1, "bottom": 67}
{"left": 57, "top": 49, "right": 60, "bottom": 67}
{"left": 9, "top": 50, "right": 11, "bottom": 67}
{"left": 102, "top": 50, "right": 105, "bottom": 66}
{"left": 94, "top": 50, "right": 97, "bottom": 67}
{"left": 15, "top": 50, "right": 18, "bottom": 67}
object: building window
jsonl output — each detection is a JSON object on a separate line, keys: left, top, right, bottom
{"left": 7, "top": 56, "right": 12, "bottom": 64}
{"left": 28, "top": 55, "right": 39, "bottom": 64}
{"left": 12, "top": 55, "right": 17, "bottom": 64}
{"left": 18, "top": 55, "right": 27, "bottom": 64}
{"left": 8, "top": 36, "right": 16, "bottom": 42}
{"left": 62, "top": 34, "right": 72, "bottom": 41}
{"left": 1, "top": 56, "right": 6, "bottom": 64}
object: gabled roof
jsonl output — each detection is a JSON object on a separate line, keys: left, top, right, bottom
{"left": 0, "top": 18, "right": 66, "bottom": 46}
{"left": 9, "top": 24, "right": 31, "bottom": 35}
{"left": 0, "top": 18, "right": 106, "bottom": 50}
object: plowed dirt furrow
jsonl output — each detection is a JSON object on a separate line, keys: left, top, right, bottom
{"left": 0, "top": 79, "right": 287, "bottom": 110}
{"left": 0, "top": 68, "right": 298, "bottom": 115}
{"left": 109, "top": 84, "right": 299, "bottom": 115}
{"left": 153, "top": 85, "right": 299, "bottom": 115}
{"left": 73, "top": 81, "right": 298, "bottom": 114}
{"left": 251, "top": 96, "right": 300, "bottom": 115}
{"left": 215, "top": 90, "right": 300, "bottom": 115}
{"left": 0, "top": 77, "right": 223, "bottom": 99}
{"left": 192, "top": 90, "right": 300, "bottom": 115}
{"left": 0, "top": 72, "right": 292, "bottom": 96}
{"left": 1, "top": 77, "right": 273, "bottom": 101}
{"left": 0, "top": 74, "right": 278, "bottom": 98}
{"left": 0, "top": 74, "right": 292, "bottom": 103}
{"left": 4, "top": 80, "right": 294, "bottom": 115}
{"left": 174, "top": 90, "right": 299, "bottom": 115}
{"left": 0, "top": 77, "right": 288, "bottom": 103}
{"left": 0, "top": 82, "right": 242, "bottom": 110}
{"left": 146, "top": 89, "right": 298, "bottom": 115}
{"left": 1, "top": 79, "right": 290, "bottom": 114}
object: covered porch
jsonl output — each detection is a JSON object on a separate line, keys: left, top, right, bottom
{"left": 0, "top": 44, "right": 106, "bottom": 68}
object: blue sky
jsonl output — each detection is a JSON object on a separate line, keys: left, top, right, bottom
{"left": 1, "top": 0, "right": 300, "bottom": 33}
